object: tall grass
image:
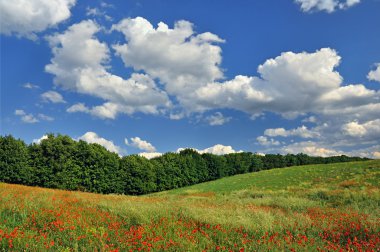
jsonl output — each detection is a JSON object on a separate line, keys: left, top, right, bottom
{"left": 1, "top": 160, "right": 379, "bottom": 251}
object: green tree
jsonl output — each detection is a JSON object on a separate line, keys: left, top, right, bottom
{"left": 120, "top": 155, "right": 157, "bottom": 195}
{"left": 0, "top": 135, "right": 31, "bottom": 184}
{"left": 202, "top": 153, "right": 227, "bottom": 180}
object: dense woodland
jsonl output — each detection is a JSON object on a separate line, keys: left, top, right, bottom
{"left": 0, "top": 134, "right": 369, "bottom": 195}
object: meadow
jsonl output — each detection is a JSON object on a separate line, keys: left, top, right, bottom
{"left": 1, "top": 160, "right": 379, "bottom": 251}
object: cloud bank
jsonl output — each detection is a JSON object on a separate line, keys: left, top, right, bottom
{"left": 0, "top": 0, "right": 76, "bottom": 39}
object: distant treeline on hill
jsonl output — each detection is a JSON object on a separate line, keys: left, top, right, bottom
{"left": 0, "top": 134, "right": 369, "bottom": 195}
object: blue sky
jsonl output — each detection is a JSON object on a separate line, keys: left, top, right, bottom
{"left": 1, "top": 0, "right": 379, "bottom": 158}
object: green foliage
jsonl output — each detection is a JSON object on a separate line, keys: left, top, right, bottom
{"left": 0, "top": 134, "right": 371, "bottom": 196}
{"left": 120, "top": 155, "right": 156, "bottom": 195}
{"left": 0, "top": 135, "right": 31, "bottom": 184}
{"left": 159, "top": 160, "right": 380, "bottom": 195}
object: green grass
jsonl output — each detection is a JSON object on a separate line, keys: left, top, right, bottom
{"left": 155, "top": 160, "right": 380, "bottom": 194}
{"left": 1, "top": 160, "right": 379, "bottom": 251}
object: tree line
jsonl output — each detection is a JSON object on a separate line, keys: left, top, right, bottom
{"left": 0, "top": 134, "right": 369, "bottom": 195}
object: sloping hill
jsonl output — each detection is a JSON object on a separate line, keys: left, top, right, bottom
{"left": 1, "top": 160, "right": 379, "bottom": 251}
{"left": 156, "top": 160, "right": 380, "bottom": 194}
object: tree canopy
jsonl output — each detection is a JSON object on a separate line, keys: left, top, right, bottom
{"left": 0, "top": 134, "right": 369, "bottom": 195}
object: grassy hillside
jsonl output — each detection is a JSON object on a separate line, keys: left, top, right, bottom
{"left": 157, "top": 160, "right": 380, "bottom": 194}
{"left": 1, "top": 160, "right": 379, "bottom": 251}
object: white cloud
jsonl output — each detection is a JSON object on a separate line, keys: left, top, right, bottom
{"left": 195, "top": 48, "right": 349, "bottom": 117}
{"left": 40, "top": 17, "right": 378, "bottom": 158}
{"left": 0, "top": 0, "right": 76, "bottom": 39}
{"left": 342, "top": 119, "right": 380, "bottom": 138}
{"left": 195, "top": 75, "right": 272, "bottom": 113}
{"left": 112, "top": 18, "right": 368, "bottom": 119}
{"left": 264, "top": 125, "right": 319, "bottom": 138}
{"left": 23, "top": 82, "right": 39, "bottom": 89}
{"left": 367, "top": 63, "right": 380, "bottom": 83}
{"left": 100, "top": 1, "right": 114, "bottom": 8}
{"left": 88, "top": 102, "right": 119, "bottom": 119}
{"left": 67, "top": 103, "right": 89, "bottom": 113}
{"left": 177, "top": 144, "right": 241, "bottom": 155}
{"left": 112, "top": 17, "right": 225, "bottom": 109}
{"left": 86, "top": 7, "right": 102, "bottom": 16}
{"left": 169, "top": 112, "right": 185, "bottom": 120}
{"left": 256, "top": 136, "right": 281, "bottom": 146}
{"left": 345, "top": 145, "right": 380, "bottom": 159}
{"left": 15, "top": 109, "right": 38, "bottom": 123}
{"left": 373, "top": 151, "right": 380, "bottom": 159}
{"left": 318, "top": 84, "right": 376, "bottom": 107}
{"left": 41, "top": 90, "right": 66, "bottom": 103}
{"left": 295, "top": 0, "right": 360, "bottom": 13}
{"left": 264, "top": 128, "right": 287, "bottom": 137}
{"left": 45, "top": 20, "right": 170, "bottom": 119}
{"left": 256, "top": 48, "right": 342, "bottom": 111}
{"left": 14, "top": 109, "right": 25, "bottom": 116}
{"left": 85, "top": 6, "right": 112, "bottom": 21}
{"left": 205, "top": 112, "right": 231, "bottom": 126}
{"left": 50, "top": 18, "right": 378, "bottom": 138}
{"left": 15, "top": 109, "right": 54, "bottom": 123}
{"left": 138, "top": 152, "right": 162, "bottom": 159}
{"left": 193, "top": 48, "right": 380, "bottom": 144}
{"left": 79, "top": 132, "right": 122, "bottom": 154}
{"left": 302, "top": 116, "right": 317, "bottom": 123}
{"left": 200, "top": 144, "right": 241, "bottom": 155}
{"left": 281, "top": 141, "right": 343, "bottom": 157}
{"left": 32, "top": 135, "right": 48, "bottom": 144}
{"left": 125, "top": 137, "right": 156, "bottom": 152}
{"left": 67, "top": 102, "right": 132, "bottom": 120}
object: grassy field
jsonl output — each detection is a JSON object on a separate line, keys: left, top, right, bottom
{"left": 1, "top": 160, "right": 379, "bottom": 251}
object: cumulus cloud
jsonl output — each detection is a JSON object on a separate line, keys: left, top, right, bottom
{"left": 51, "top": 17, "right": 378, "bottom": 133}
{"left": 195, "top": 48, "right": 348, "bottom": 116}
{"left": 138, "top": 152, "right": 162, "bottom": 159}
{"left": 41, "top": 17, "right": 378, "bottom": 158}
{"left": 79, "top": 131, "right": 122, "bottom": 154}
{"left": 0, "top": 0, "right": 76, "bottom": 39}
{"left": 45, "top": 20, "right": 170, "bottom": 119}
{"left": 367, "top": 63, "right": 380, "bottom": 82}
{"left": 205, "top": 112, "right": 231, "bottom": 126}
{"left": 294, "top": 0, "right": 360, "bottom": 13}
{"left": 112, "top": 22, "right": 380, "bottom": 126}
{"left": 264, "top": 125, "right": 319, "bottom": 138}
{"left": 112, "top": 18, "right": 372, "bottom": 120}
{"left": 125, "top": 137, "right": 156, "bottom": 152}
{"left": 256, "top": 136, "right": 281, "bottom": 146}
{"left": 177, "top": 144, "right": 241, "bottom": 155}
{"left": 32, "top": 135, "right": 48, "bottom": 144}
{"left": 342, "top": 119, "right": 380, "bottom": 138}
{"left": 195, "top": 75, "right": 272, "bottom": 113}
{"left": 112, "top": 17, "right": 225, "bottom": 110}
{"left": 200, "top": 144, "right": 241, "bottom": 155}
{"left": 281, "top": 141, "right": 343, "bottom": 157}
{"left": 318, "top": 84, "right": 376, "bottom": 107}
{"left": 41, "top": 90, "right": 66, "bottom": 103}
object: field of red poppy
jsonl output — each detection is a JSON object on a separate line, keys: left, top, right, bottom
{"left": 1, "top": 160, "right": 380, "bottom": 251}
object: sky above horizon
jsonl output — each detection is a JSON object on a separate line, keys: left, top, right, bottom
{"left": 1, "top": 0, "right": 379, "bottom": 158}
